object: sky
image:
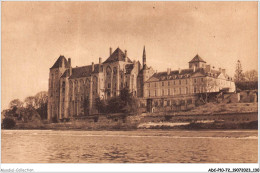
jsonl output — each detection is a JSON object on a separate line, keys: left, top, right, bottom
{"left": 1, "top": 1, "right": 258, "bottom": 110}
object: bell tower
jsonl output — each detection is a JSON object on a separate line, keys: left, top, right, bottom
{"left": 143, "top": 46, "right": 147, "bottom": 69}
{"left": 47, "top": 55, "right": 69, "bottom": 121}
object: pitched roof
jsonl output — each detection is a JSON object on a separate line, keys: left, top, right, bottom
{"left": 50, "top": 55, "right": 70, "bottom": 69}
{"left": 103, "top": 47, "right": 132, "bottom": 64}
{"left": 189, "top": 54, "right": 206, "bottom": 63}
{"left": 146, "top": 68, "right": 222, "bottom": 82}
{"left": 60, "top": 64, "right": 100, "bottom": 79}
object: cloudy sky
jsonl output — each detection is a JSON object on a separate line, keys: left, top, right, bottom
{"left": 1, "top": 1, "right": 258, "bottom": 110}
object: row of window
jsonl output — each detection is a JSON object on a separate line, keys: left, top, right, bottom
{"left": 147, "top": 86, "right": 205, "bottom": 97}
{"left": 107, "top": 82, "right": 128, "bottom": 89}
{"left": 147, "top": 78, "right": 205, "bottom": 88}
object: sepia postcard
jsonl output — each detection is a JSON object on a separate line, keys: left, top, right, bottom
{"left": 1, "top": 1, "right": 259, "bottom": 173}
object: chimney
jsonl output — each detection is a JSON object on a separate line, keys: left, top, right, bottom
{"left": 222, "top": 69, "right": 226, "bottom": 75}
{"left": 167, "top": 68, "right": 171, "bottom": 75}
{"left": 143, "top": 46, "right": 146, "bottom": 68}
{"left": 92, "top": 62, "right": 94, "bottom": 72}
{"left": 68, "top": 58, "right": 71, "bottom": 67}
{"left": 69, "top": 66, "right": 72, "bottom": 76}
{"left": 99, "top": 57, "right": 102, "bottom": 64}
{"left": 68, "top": 58, "right": 72, "bottom": 75}
{"left": 125, "top": 50, "right": 127, "bottom": 62}
{"left": 206, "top": 65, "right": 211, "bottom": 72}
{"left": 110, "top": 47, "right": 112, "bottom": 56}
{"left": 133, "top": 60, "right": 136, "bottom": 66}
{"left": 178, "top": 68, "right": 181, "bottom": 74}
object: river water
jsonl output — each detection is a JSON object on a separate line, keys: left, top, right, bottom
{"left": 1, "top": 130, "right": 258, "bottom": 163}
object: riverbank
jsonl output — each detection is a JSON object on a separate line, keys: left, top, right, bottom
{"left": 5, "top": 103, "right": 258, "bottom": 130}
{"left": 13, "top": 112, "right": 258, "bottom": 130}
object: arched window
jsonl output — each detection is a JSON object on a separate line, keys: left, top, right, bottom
{"left": 62, "top": 81, "right": 65, "bottom": 93}
{"left": 80, "top": 80, "right": 84, "bottom": 94}
{"left": 74, "top": 80, "right": 78, "bottom": 93}
{"left": 113, "top": 67, "right": 117, "bottom": 75}
{"left": 106, "top": 66, "right": 112, "bottom": 76}
{"left": 85, "top": 79, "right": 90, "bottom": 96}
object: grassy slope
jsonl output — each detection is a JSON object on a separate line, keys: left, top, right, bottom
{"left": 189, "top": 102, "right": 258, "bottom": 114}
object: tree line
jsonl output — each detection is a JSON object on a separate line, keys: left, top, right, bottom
{"left": 2, "top": 91, "right": 48, "bottom": 129}
{"left": 234, "top": 60, "right": 257, "bottom": 90}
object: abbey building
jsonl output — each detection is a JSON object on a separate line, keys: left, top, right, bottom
{"left": 47, "top": 47, "right": 235, "bottom": 121}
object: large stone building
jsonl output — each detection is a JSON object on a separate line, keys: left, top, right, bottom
{"left": 47, "top": 47, "right": 235, "bottom": 121}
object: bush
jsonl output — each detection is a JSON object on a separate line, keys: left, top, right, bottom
{"left": 96, "top": 87, "right": 138, "bottom": 114}
{"left": 2, "top": 118, "right": 16, "bottom": 129}
{"left": 236, "top": 81, "right": 258, "bottom": 91}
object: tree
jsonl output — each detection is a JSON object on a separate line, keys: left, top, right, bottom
{"left": 106, "top": 97, "right": 123, "bottom": 113}
{"left": 34, "top": 91, "right": 48, "bottom": 119}
{"left": 95, "top": 97, "right": 106, "bottom": 113}
{"left": 9, "top": 99, "right": 23, "bottom": 110}
{"left": 119, "top": 87, "right": 131, "bottom": 104}
{"left": 234, "top": 60, "right": 245, "bottom": 82}
{"left": 244, "top": 70, "right": 258, "bottom": 82}
{"left": 119, "top": 88, "right": 138, "bottom": 114}
{"left": 34, "top": 91, "right": 48, "bottom": 109}
{"left": 198, "top": 77, "right": 219, "bottom": 103}
{"left": 2, "top": 117, "right": 16, "bottom": 129}
{"left": 24, "top": 96, "right": 36, "bottom": 108}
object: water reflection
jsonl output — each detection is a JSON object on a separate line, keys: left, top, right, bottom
{"left": 2, "top": 130, "right": 258, "bottom": 163}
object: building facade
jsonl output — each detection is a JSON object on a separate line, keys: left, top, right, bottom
{"left": 47, "top": 47, "right": 235, "bottom": 121}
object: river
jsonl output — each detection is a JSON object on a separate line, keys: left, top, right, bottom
{"left": 1, "top": 130, "right": 258, "bottom": 163}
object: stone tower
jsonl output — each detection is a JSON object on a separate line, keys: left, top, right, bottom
{"left": 137, "top": 46, "right": 154, "bottom": 97}
{"left": 47, "top": 55, "right": 70, "bottom": 121}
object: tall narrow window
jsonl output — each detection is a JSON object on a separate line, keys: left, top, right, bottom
{"left": 62, "top": 81, "right": 65, "bottom": 93}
